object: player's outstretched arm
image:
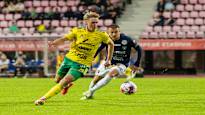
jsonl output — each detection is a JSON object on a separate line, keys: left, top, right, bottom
{"left": 48, "top": 37, "right": 67, "bottom": 47}
{"left": 104, "top": 38, "right": 114, "bottom": 67}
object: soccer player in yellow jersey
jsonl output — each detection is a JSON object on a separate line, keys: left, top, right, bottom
{"left": 34, "top": 12, "right": 114, "bottom": 105}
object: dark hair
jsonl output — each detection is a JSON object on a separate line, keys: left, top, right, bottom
{"left": 107, "top": 24, "right": 120, "bottom": 29}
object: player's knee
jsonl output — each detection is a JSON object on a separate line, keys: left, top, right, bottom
{"left": 59, "top": 75, "right": 73, "bottom": 87}
{"left": 54, "top": 77, "right": 61, "bottom": 83}
{"left": 109, "top": 68, "right": 119, "bottom": 77}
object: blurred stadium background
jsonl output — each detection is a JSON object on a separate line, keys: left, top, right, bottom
{"left": 0, "top": 0, "right": 205, "bottom": 77}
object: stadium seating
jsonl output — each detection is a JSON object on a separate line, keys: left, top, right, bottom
{"left": 0, "top": 0, "right": 124, "bottom": 37}
{"left": 141, "top": 0, "right": 205, "bottom": 39}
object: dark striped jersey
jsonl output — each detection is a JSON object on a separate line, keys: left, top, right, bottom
{"left": 94, "top": 33, "right": 142, "bottom": 67}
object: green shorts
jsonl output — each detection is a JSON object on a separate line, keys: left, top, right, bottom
{"left": 57, "top": 57, "right": 89, "bottom": 81}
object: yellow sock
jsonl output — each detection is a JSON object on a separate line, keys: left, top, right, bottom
{"left": 43, "top": 84, "right": 63, "bottom": 99}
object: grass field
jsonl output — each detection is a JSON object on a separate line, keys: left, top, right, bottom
{"left": 0, "top": 77, "right": 205, "bottom": 115}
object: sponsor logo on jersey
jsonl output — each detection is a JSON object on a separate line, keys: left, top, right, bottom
{"left": 122, "top": 46, "right": 127, "bottom": 50}
{"left": 114, "top": 44, "right": 121, "bottom": 46}
{"left": 122, "top": 40, "right": 128, "bottom": 45}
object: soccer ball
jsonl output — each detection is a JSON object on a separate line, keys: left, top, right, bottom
{"left": 120, "top": 81, "right": 137, "bottom": 95}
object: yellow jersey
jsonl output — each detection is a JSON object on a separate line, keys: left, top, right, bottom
{"left": 64, "top": 27, "right": 110, "bottom": 66}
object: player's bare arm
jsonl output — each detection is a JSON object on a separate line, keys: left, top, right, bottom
{"left": 104, "top": 38, "right": 114, "bottom": 67}
{"left": 48, "top": 37, "right": 69, "bottom": 47}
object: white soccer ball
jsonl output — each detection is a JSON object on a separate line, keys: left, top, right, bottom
{"left": 120, "top": 81, "right": 137, "bottom": 95}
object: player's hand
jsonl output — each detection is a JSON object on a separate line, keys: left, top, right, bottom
{"left": 48, "top": 41, "right": 56, "bottom": 48}
{"left": 129, "top": 65, "right": 144, "bottom": 74}
{"left": 104, "top": 60, "right": 111, "bottom": 67}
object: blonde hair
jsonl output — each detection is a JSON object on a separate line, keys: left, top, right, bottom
{"left": 83, "top": 12, "right": 100, "bottom": 20}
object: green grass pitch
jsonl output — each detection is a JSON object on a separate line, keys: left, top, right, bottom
{"left": 0, "top": 77, "right": 205, "bottom": 115}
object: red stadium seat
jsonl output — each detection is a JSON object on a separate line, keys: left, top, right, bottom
{"left": 154, "top": 26, "right": 162, "bottom": 32}
{"left": 51, "top": 20, "right": 59, "bottom": 27}
{"left": 34, "top": 20, "right": 42, "bottom": 26}
{"left": 0, "top": 21, "right": 8, "bottom": 28}
{"left": 200, "top": 25, "right": 205, "bottom": 31}
{"left": 71, "top": 6, "right": 77, "bottom": 12}
{"left": 5, "top": 14, "right": 13, "bottom": 21}
{"left": 69, "top": 20, "right": 77, "bottom": 27}
{"left": 60, "top": 20, "right": 69, "bottom": 27}
{"left": 24, "top": 1, "right": 32, "bottom": 7}
{"left": 41, "top": 1, "right": 49, "bottom": 7}
{"left": 55, "top": 27, "right": 64, "bottom": 33}
{"left": 61, "top": 7, "right": 68, "bottom": 13}
{"left": 181, "top": 0, "right": 188, "bottom": 4}
{"left": 64, "top": 27, "right": 71, "bottom": 32}
{"left": 172, "top": 11, "right": 180, "bottom": 18}
{"left": 194, "top": 4, "right": 203, "bottom": 11}
{"left": 49, "top": 0, "right": 57, "bottom": 7}
{"left": 176, "top": 5, "right": 184, "bottom": 11}
{"left": 3, "top": 28, "right": 9, "bottom": 34}
{"left": 163, "top": 11, "right": 171, "bottom": 18}
{"left": 58, "top": 1, "right": 66, "bottom": 7}
{"left": 0, "top": 1, "right": 5, "bottom": 7}
{"left": 67, "top": 1, "right": 77, "bottom": 6}
{"left": 177, "top": 31, "right": 186, "bottom": 38}
{"left": 187, "top": 31, "right": 195, "bottom": 38}
{"left": 100, "top": 26, "right": 107, "bottom": 31}
{"left": 176, "top": 19, "right": 185, "bottom": 25}
{"left": 97, "top": 20, "right": 104, "bottom": 27}
{"left": 190, "top": 25, "right": 199, "bottom": 31}
{"left": 20, "top": 28, "right": 29, "bottom": 34}
{"left": 199, "top": 0, "right": 205, "bottom": 4}
{"left": 172, "top": 26, "right": 181, "bottom": 32}
{"left": 186, "top": 18, "right": 194, "bottom": 25}
{"left": 195, "top": 18, "right": 203, "bottom": 25}
{"left": 25, "top": 20, "right": 33, "bottom": 27}
{"left": 14, "top": 14, "right": 21, "bottom": 20}
{"left": 33, "top": 1, "right": 41, "bottom": 7}
{"left": 149, "top": 32, "right": 158, "bottom": 38}
{"left": 43, "top": 20, "right": 50, "bottom": 27}
{"left": 163, "top": 26, "right": 172, "bottom": 32}
{"left": 77, "top": 20, "right": 85, "bottom": 27}
{"left": 189, "top": 0, "right": 198, "bottom": 4}
{"left": 28, "top": 27, "right": 35, "bottom": 34}
{"left": 17, "top": 20, "right": 25, "bottom": 28}
{"left": 181, "top": 11, "right": 189, "bottom": 18}
{"left": 190, "top": 11, "right": 198, "bottom": 18}
{"left": 167, "top": 31, "right": 177, "bottom": 38}
{"left": 185, "top": 4, "right": 194, "bottom": 11}
{"left": 199, "top": 11, "right": 205, "bottom": 18}
{"left": 159, "top": 32, "right": 167, "bottom": 38}
{"left": 36, "top": 7, "right": 43, "bottom": 13}
{"left": 104, "top": 19, "right": 113, "bottom": 26}
{"left": 181, "top": 25, "right": 190, "bottom": 32}
{"left": 0, "top": 14, "right": 5, "bottom": 21}
{"left": 196, "top": 31, "right": 204, "bottom": 38}
{"left": 44, "top": 7, "right": 51, "bottom": 12}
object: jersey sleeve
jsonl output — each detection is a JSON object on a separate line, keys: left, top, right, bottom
{"left": 64, "top": 27, "right": 78, "bottom": 40}
{"left": 101, "top": 32, "right": 110, "bottom": 44}
{"left": 93, "top": 43, "right": 107, "bottom": 58}
{"left": 130, "top": 38, "right": 142, "bottom": 67}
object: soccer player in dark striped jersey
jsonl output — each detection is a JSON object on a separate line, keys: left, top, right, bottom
{"left": 81, "top": 24, "right": 143, "bottom": 100}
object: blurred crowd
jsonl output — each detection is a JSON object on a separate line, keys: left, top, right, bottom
{"left": 153, "top": 0, "right": 180, "bottom": 26}
{"left": 0, "top": 0, "right": 131, "bottom": 34}
{"left": 0, "top": 51, "right": 44, "bottom": 77}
